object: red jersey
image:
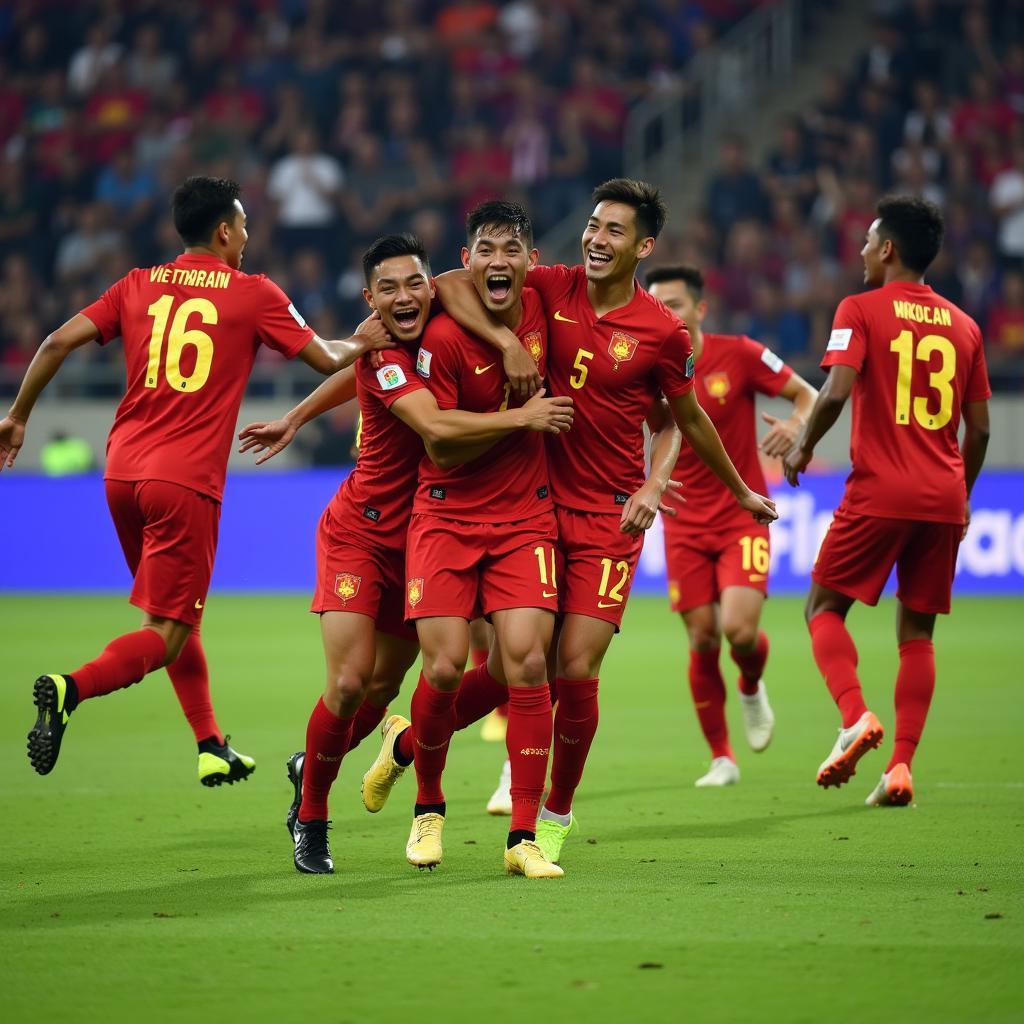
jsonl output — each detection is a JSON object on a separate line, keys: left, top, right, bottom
{"left": 413, "top": 288, "right": 551, "bottom": 522}
{"left": 327, "top": 345, "right": 425, "bottom": 549}
{"left": 526, "top": 264, "right": 695, "bottom": 514}
{"left": 81, "top": 253, "right": 313, "bottom": 502}
{"left": 823, "top": 280, "right": 991, "bottom": 524}
{"left": 668, "top": 333, "right": 793, "bottom": 532}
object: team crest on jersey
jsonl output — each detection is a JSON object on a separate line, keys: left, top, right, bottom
{"left": 376, "top": 364, "right": 407, "bottom": 391}
{"left": 416, "top": 349, "right": 432, "bottom": 377}
{"left": 524, "top": 331, "right": 543, "bottom": 363}
{"left": 608, "top": 332, "right": 639, "bottom": 369}
{"left": 335, "top": 573, "right": 362, "bottom": 603}
{"left": 705, "top": 371, "right": 731, "bottom": 402}
{"left": 407, "top": 577, "right": 424, "bottom": 607}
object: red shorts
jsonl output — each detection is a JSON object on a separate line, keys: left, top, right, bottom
{"left": 812, "top": 506, "right": 961, "bottom": 615}
{"left": 555, "top": 506, "right": 643, "bottom": 629}
{"left": 105, "top": 478, "right": 220, "bottom": 627}
{"left": 404, "top": 510, "right": 559, "bottom": 621}
{"left": 311, "top": 506, "right": 415, "bottom": 642}
{"left": 663, "top": 521, "right": 770, "bottom": 613}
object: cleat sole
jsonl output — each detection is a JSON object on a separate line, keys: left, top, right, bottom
{"left": 27, "top": 676, "right": 65, "bottom": 776}
{"left": 817, "top": 722, "right": 884, "bottom": 789}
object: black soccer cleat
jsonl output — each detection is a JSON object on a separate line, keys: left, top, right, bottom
{"left": 285, "top": 751, "right": 305, "bottom": 838}
{"left": 293, "top": 818, "right": 334, "bottom": 874}
{"left": 197, "top": 735, "right": 256, "bottom": 788}
{"left": 27, "top": 674, "right": 74, "bottom": 776}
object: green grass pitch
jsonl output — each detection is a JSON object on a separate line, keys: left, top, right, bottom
{"left": 1, "top": 594, "right": 1021, "bottom": 1023}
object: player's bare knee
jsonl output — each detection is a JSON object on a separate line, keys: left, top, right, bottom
{"left": 513, "top": 649, "right": 548, "bottom": 688}
{"left": 559, "top": 651, "right": 600, "bottom": 681}
{"left": 366, "top": 676, "right": 401, "bottom": 707}
{"left": 687, "top": 626, "right": 720, "bottom": 652}
{"left": 328, "top": 671, "right": 368, "bottom": 711}
{"left": 423, "top": 654, "right": 463, "bottom": 691}
{"left": 723, "top": 620, "right": 757, "bottom": 651}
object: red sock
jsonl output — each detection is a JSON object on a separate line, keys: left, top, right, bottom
{"left": 298, "top": 697, "right": 354, "bottom": 821}
{"left": 347, "top": 700, "right": 386, "bottom": 753}
{"left": 72, "top": 629, "right": 168, "bottom": 701}
{"left": 809, "top": 611, "right": 867, "bottom": 728}
{"left": 731, "top": 631, "right": 769, "bottom": 696}
{"left": 166, "top": 631, "right": 222, "bottom": 744}
{"left": 888, "top": 639, "right": 935, "bottom": 772}
{"left": 470, "top": 646, "right": 489, "bottom": 668}
{"left": 454, "top": 663, "right": 508, "bottom": 731}
{"left": 410, "top": 673, "right": 457, "bottom": 805}
{"left": 505, "top": 684, "right": 553, "bottom": 834}
{"left": 689, "top": 647, "right": 733, "bottom": 761}
{"left": 545, "top": 677, "right": 599, "bottom": 816}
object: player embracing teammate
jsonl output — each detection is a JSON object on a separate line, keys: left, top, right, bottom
{"left": 646, "top": 265, "right": 817, "bottom": 787}
{"left": 785, "top": 196, "right": 991, "bottom": 806}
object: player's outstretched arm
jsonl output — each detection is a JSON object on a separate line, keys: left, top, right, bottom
{"left": 783, "top": 365, "right": 856, "bottom": 487}
{"left": 433, "top": 270, "right": 541, "bottom": 399}
{"left": 760, "top": 372, "right": 818, "bottom": 458}
{"left": 0, "top": 314, "right": 99, "bottom": 472}
{"left": 961, "top": 399, "right": 991, "bottom": 536}
{"left": 238, "top": 366, "right": 357, "bottom": 465}
{"left": 669, "top": 390, "right": 778, "bottom": 525}
{"left": 296, "top": 312, "right": 395, "bottom": 375}
{"left": 390, "top": 388, "right": 572, "bottom": 470}
{"left": 619, "top": 399, "right": 683, "bottom": 535}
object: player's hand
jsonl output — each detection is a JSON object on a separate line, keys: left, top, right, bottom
{"left": 0, "top": 415, "right": 26, "bottom": 472}
{"left": 620, "top": 477, "right": 668, "bottom": 534}
{"left": 658, "top": 478, "right": 685, "bottom": 517}
{"left": 520, "top": 388, "right": 573, "bottom": 434}
{"left": 783, "top": 445, "right": 812, "bottom": 487}
{"left": 503, "top": 342, "right": 541, "bottom": 400}
{"left": 353, "top": 311, "right": 395, "bottom": 353}
{"left": 963, "top": 500, "right": 971, "bottom": 540}
{"left": 739, "top": 488, "right": 778, "bottom": 525}
{"left": 237, "top": 418, "right": 298, "bottom": 465}
{"left": 759, "top": 412, "right": 803, "bottom": 458}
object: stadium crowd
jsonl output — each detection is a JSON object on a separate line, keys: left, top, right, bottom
{"left": 1, "top": 0, "right": 1023, "bottom": 402}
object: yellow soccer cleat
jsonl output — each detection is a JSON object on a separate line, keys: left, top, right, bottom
{"left": 480, "top": 708, "right": 508, "bottom": 742}
{"left": 361, "top": 714, "right": 411, "bottom": 813}
{"left": 504, "top": 839, "right": 564, "bottom": 879}
{"left": 406, "top": 812, "right": 445, "bottom": 869}
{"left": 197, "top": 735, "right": 255, "bottom": 787}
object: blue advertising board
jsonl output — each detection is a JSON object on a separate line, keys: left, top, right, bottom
{"left": 2, "top": 470, "right": 1023, "bottom": 596}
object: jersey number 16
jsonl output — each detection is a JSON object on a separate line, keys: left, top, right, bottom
{"left": 146, "top": 294, "right": 217, "bottom": 393}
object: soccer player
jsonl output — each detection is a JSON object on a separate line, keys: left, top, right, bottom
{"left": 784, "top": 195, "right": 991, "bottom": 806}
{"left": 435, "top": 179, "right": 777, "bottom": 865}
{"left": 238, "top": 232, "right": 572, "bottom": 873}
{"left": 0, "top": 176, "right": 394, "bottom": 786}
{"left": 646, "top": 265, "right": 818, "bottom": 786}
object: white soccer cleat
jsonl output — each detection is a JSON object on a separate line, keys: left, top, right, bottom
{"left": 816, "top": 710, "right": 884, "bottom": 789}
{"left": 486, "top": 759, "right": 513, "bottom": 816}
{"left": 739, "top": 681, "right": 775, "bottom": 752}
{"left": 695, "top": 756, "right": 740, "bottom": 787}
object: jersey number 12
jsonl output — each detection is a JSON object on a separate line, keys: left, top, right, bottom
{"left": 146, "top": 295, "right": 218, "bottom": 393}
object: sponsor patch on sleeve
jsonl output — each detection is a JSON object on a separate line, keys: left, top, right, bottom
{"left": 761, "top": 348, "right": 784, "bottom": 373}
{"left": 376, "top": 364, "right": 407, "bottom": 391}
{"left": 827, "top": 328, "right": 852, "bottom": 352}
{"left": 287, "top": 303, "right": 307, "bottom": 328}
{"left": 416, "top": 348, "right": 432, "bottom": 377}
{"left": 685, "top": 353, "right": 695, "bottom": 379}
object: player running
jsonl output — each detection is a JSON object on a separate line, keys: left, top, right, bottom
{"left": 0, "top": 176, "right": 394, "bottom": 787}
{"left": 646, "top": 265, "right": 817, "bottom": 787}
{"left": 238, "top": 232, "right": 571, "bottom": 873}
{"left": 784, "top": 195, "right": 991, "bottom": 806}
{"left": 436, "top": 179, "right": 778, "bottom": 865}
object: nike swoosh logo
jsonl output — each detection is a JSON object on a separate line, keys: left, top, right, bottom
{"left": 474, "top": 363, "right": 495, "bottom": 375}
{"left": 748, "top": 575, "right": 767, "bottom": 582}
{"left": 542, "top": 591, "right": 557, "bottom": 599}
{"left": 553, "top": 310, "right": 579, "bottom": 323}
{"left": 194, "top": 599, "right": 204, "bottom": 610}
{"left": 597, "top": 600, "right": 622, "bottom": 609}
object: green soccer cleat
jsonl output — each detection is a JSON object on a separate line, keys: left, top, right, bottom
{"left": 198, "top": 735, "right": 256, "bottom": 787}
{"left": 536, "top": 811, "right": 579, "bottom": 865}
{"left": 27, "top": 674, "right": 74, "bottom": 776}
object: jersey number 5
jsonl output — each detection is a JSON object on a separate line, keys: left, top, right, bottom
{"left": 889, "top": 331, "right": 956, "bottom": 431}
{"left": 146, "top": 295, "right": 218, "bottom": 393}
{"left": 569, "top": 348, "right": 595, "bottom": 390}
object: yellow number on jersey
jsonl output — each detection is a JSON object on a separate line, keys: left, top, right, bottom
{"left": 889, "top": 330, "right": 957, "bottom": 430}
{"left": 739, "top": 535, "right": 769, "bottom": 574}
{"left": 597, "top": 557, "right": 629, "bottom": 604}
{"left": 146, "top": 295, "right": 218, "bottom": 393}
{"left": 534, "top": 545, "right": 557, "bottom": 588}
{"left": 499, "top": 381, "right": 512, "bottom": 412}
{"left": 569, "top": 348, "right": 595, "bottom": 390}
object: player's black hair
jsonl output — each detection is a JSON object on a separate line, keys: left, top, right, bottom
{"left": 465, "top": 200, "right": 534, "bottom": 247}
{"left": 591, "top": 178, "right": 667, "bottom": 240}
{"left": 875, "top": 194, "right": 944, "bottom": 273}
{"left": 362, "top": 233, "right": 431, "bottom": 285}
{"left": 172, "top": 176, "right": 242, "bottom": 246}
{"left": 645, "top": 264, "right": 704, "bottom": 299}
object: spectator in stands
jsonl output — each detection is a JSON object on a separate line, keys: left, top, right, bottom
{"left": 991, "top": 142, "right": 1024, "bottom": 267}
{"left": 54, "top": 203, "right": 123, "bottom": 285}
{"left": 986, "top": 269, "right": 1024, "bottom": 353}
{"left": 706, "top": 134, "right": 769, "bottom": 236}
